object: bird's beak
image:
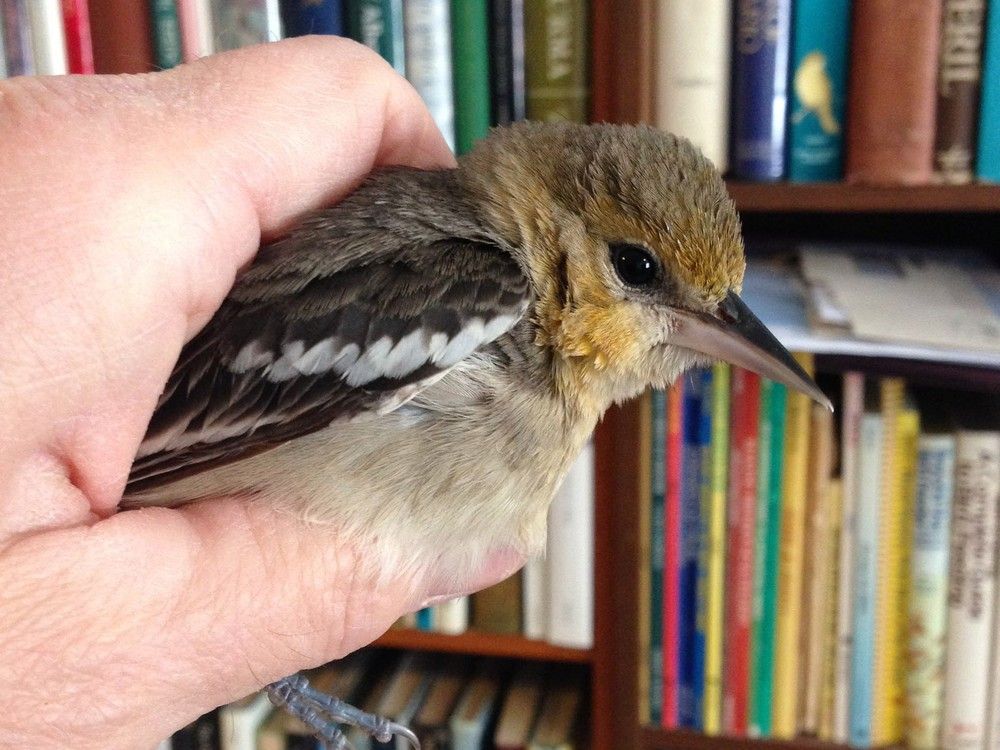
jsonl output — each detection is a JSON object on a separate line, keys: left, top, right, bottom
{"left": 669, "top": 291, "right": 833, "bottom": 410}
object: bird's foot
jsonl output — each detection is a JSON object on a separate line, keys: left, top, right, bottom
{"left": 265, "top": 673, "right": 420, "bottom": 750}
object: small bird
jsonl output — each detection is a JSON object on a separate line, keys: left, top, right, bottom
{"left": 123, "top": 121, "right": 829, "bottom": 749}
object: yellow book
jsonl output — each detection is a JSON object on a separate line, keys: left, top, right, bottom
{"left": 819, "top": 479, "right": 844, "bottom": 741}
{"left": 772, "top": 352, "right": 814, "bottom": 738}
{"left": 870, "top": 380, "right": 919, "bottom": 744}
{"left": 702, "top": 363, "right": 730, "bottom": 734}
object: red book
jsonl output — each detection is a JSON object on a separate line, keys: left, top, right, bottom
{"left": 662, "top": 378, "right": 684, "bottom": 727}
{"left": 722, "top": 368, "right": 761, "bottom": 735}
{"left": 88, "top": 0, "right": 154, "bottom": 73}
{"left": 62, "top": 0, "right": 94, "bottom": 73}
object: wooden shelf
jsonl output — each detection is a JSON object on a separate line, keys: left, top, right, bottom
{"left": 373, "top": 628, "right": 593, "bottom": 664}
{"left": 726, "top": 181, "right": 1000, "bottom": 213}
{"left": 639, "top": 727, "right": 901, "bottom": 750}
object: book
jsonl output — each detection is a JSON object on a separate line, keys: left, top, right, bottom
{"left": 379, "top": 654, "right": 435, "bottom": 750}
{"left": 832, "top": 372, "right": 864, "bottom": 743}
{"left": 177, "top": 0, "right": 213, "bottom": 60}
{"left": 905, "top": 431, "right": 957, "bottom": 750}
{"left": 403, "top": 0, "right": 455, "bottom": 151}
{"left": 849, "top": 406, "right": 885, "bottom": 747}
{"left": 546, "top": 440, "right": 595, "bottom": 649}
{"left": 722, "top": 368, "right": 759, "bottom": 736}
{"left": 662, "top": 378, "right": 684, "bottom": 727}
{"left": 527, "top": 669, "right": 586, "bottom": 750}
{"left": 943, "top": 429, "right": 1000, "bottom": 749}
{"left": 494, "top": 663, "right": 545, "bottom": 750}
{"left": 434, "top": 595, "right": 470, "bottom": 634}
{"left": 787, "top": 0, "right": 850, "bottom": 181}
{"left": 149, "top": 0, "right": 183, "bottom": 70}
{"left": 218, "top": 692, "right": 273, "bottom": 750}
{"left": 27, "top": 0, "right": 67, "bottom": 74}
{"left": 771, "top": 352, "right": 813, "bottom": 738}
{"left": 490, "top": 0, "right": 526, "bottom": 125}
{"left": 450, "top": 666, "right": 503, "bottom": 750}
{"left": 647, "top": 389, "right": 666, "bottom": 725}
{"left": 3, "top": 0, "right": 34, "bottom": 76}
{"left": 981, "top": 432, "right": 1000, "bottom": 749}
{"left": 700, "top": 362, "right": 730, "bottom": 734}
{"left": 279, "top": 0, "right": 345, "bottom": 35}
{"left": 172, "top": 709, "right": 220, "bottom": 750}
{"left": 210, "top": 0, "right": 282, "bottom": 51}
{"left": 818, "top": 477, "right": 843, "bottom": 741}
{"left": 845, "top": 0, "right": 942, "bottom": 184}
{"left": 524, "top": 0, "right": 589, "bottom": 122}
{"left": 450, "top": 0, "right": 490, "bottom": 155}
{"left": 412, "top": 656, "right": 469, "bottom": 749}
{"left": 933, "top": 0, "right": 986, "bottom": 184}
{"left": 522, "top": 555, "right": 547, "bottom": 639}
{"left": 748, "top": 379, "right": 786, "bottom": 738}
{"left": 471, "top": 572, "right": 521, "bottom": 634}
{"left": 653, "top": 0, "right": 731, "bottom": 170}
{"left": 62, "top": 0, "right": 95, "bottom": 74}
{"left": 730, "top": 0, "right": 792, "bottom": 180}
{"left": 977, "top": 0, "right": 1000, "bottom": 181}
{"left": 636, "top": 388, "right": 653, "bottom": 723}
{"left": 415, "top": 606, "right": 434, "bottom": 631}
{"left": 348, "top": 0, "right": 406, "bottom": 73}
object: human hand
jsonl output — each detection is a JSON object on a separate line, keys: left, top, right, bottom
{"left": 0, "top": 37, "right": 506, "bottom": 749}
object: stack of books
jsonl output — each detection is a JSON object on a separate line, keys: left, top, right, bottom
{"left": 162, "top": 650, "right": 588, "bottom": 750}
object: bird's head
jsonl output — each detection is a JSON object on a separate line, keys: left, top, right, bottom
{"left": 460, "top": 122, "right": 829, "bottom": 413}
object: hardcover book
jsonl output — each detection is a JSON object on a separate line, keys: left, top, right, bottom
{"left": 149, "top": 0, "right": 183, "bottom": 70}
{"left": 451, "top": 0, "right": 491, "bottom": 154}
{"left": 88, "top": 0, "right": 155, "bottom": 72}
{"left": 279, "top": 0, "right": 344, "bottom": 35}
{"left": 977, "top": 0, "right": 1000, "bottom": 181}
{"left": 403, "top": 0, "right": 456, "bottom": 151}
{"left": 490, "top": 0, "right": 527, "bottom": 125}
{"left": 525, "top": 0, "right": 589, "bottom": 122}
{"left": 348, "top": 0, "right": 406, "bottom": 73}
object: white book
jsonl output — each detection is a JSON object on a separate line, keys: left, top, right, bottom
{"left": 26, "top": 0, "right": 67, "bottom": 75}
{"left": 218, "top": 691, "right": 272, "bottom": 750}
{"left": 522, "top": 554, "right": 548, "bottom": 640}
{"left": 0, "top": 10, "right": 9, "bottom": 79}
{"left": 403, "top": 0, "right": 455, "bottom": 151}
{"left": 210, "top": 0, "right": 281, "bottom": 51}
{"left": 155, "top": 740, "right": 172, "bottom": 750}
{"left": 545, "top": 440, "right": 594, "bottom": 649}
{"left": 434, "top": 595, "right": 469, "bottom": 634}
{"left": 179, "top": 0, "right": 215, "bottom": 61}
{"left": 654, "top": 0, "right": 731, "bottom": 170}
{"left": 943, "top": 430, "right": 1000, "bottom": 750}
{"left": 975, "top": 432, "right": 1000, "bottom": 748}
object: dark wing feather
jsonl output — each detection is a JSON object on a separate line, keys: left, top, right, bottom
{"left": 126, "top": 173, "right": 530, "bottom": 494}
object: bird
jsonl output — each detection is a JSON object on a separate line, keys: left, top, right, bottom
{"left": 122, "top": 121, "right": 830, "bottom": 749}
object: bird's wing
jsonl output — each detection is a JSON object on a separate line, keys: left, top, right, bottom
{"left": 126, "top": 231, "right": 530, "bottom": 493}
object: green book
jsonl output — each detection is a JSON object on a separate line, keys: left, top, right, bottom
{"left": 524, "top": 0, "right": 589, "bottom": 122}
{"left": 450, "top": 0, "right": 491, "bottom": 154}
{"left": 149, "top": 0, "right": 182, "bottom": 70}
{"left": 748, "top": 380, "right": 787, "bottom": 736}
{"left": 347, "top": 0, "right": 405, "bottom": 74}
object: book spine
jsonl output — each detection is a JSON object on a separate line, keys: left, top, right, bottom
{"left": 771, "top": 352, "right": 812, "bottom": 738}
{"left": 27, "top": 0, "right": 68, "bottom": 74}
{"left": 817, "top": 478, "right": 843, "bottom": 741}
{"left": 730, "top": 0, "right": 792, "bottom": 180}
{"left": 545, "top": 440, "right": 595, "bottom": 648}
{"left": 653, "top": 0, "right": 731, "bottom": 170}
{"left": 648, "top": 389, "right": 667, "bottom": 725}
{"left": 849, "top": 411, "right": 885, "bottom": 747}
{"left": 942, "top": 431, "right": 1000, "bottom": 750}
{"left": 279, "top": 0, "right": 344, "bottom": 36}
{"left": 489, "top": 0, "right": 526, "bottom": 125}
{"left": 787, "top": 0, "right": 850, "bottom": 181}
{"left": 976, "top": 0, "right": 1000, "bottom": 181}
{"left": 450, "top": 0, "right": 490, "bottom": 154}
{"left": 522, "top": 555, "right": 547, "bottom": 639}
{"left": 348, "top": 0, "right": 406, "bottom": 73}
{"left": 748, "top": 380, "right": 786, "bottom": 738}
{"left": 662, "top": 379, "right": 684, "bottom": 728}
{"left": 933, "top": 0, "right": 986, "bottom": 184}
{"left": 832, "top": 372, "right": 864, "bottom": 743}
{"left": 845, "top": 0, "right": 942, "bottom": 184}
{"left": 524, "top": 0, "right": 589, "bottom": 122}
{"left": 433, "top": 596, "right": 469, "bottom": 635}
{"left": 677, "top": 369, "right": 707, "bottom": 729}
{"left": 62, "top": 0, "right": 95, "bottom": 73}
{"left": 2, "top": 0, "right": 34, "bottom": 76}
{"left": 150, "top": 0, "right": 184, "bottom": 70}
{"left": 177, "top": 0, "right": 214, "bottom": 60}
{"left": 870, "top": 379, "right": 910, "bottom": 744}
{"left": 403, "top": 0, "right": 455, "bottom": 151}
{"left": 905, "top": 434, "right": 957, "bottom": 750}
{"left": 722, "top": 368, "right": 759, "bottom": 736}
{"left": 0, "top": 9, "right": 6, "bottom": 78}
{"left": 702, "top": 363, "right": 730, "bottom": 735}
{"left": 210, "top": 0, "right": 281, "bottom": 51}
{"left": 982, "top": 433, "right": 1000, "bottom": 748}
{"left": 415, "top": 606, "right": 434, "bottom": 631}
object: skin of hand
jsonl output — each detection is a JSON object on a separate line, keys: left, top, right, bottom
{"left": 0, "top": 37, "right": 519, "bottom": 749}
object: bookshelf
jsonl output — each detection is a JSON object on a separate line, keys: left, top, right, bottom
{"left": 725, "top": 182, "right": 1000, "bottom": 213}
{"left": 373, "top": 629, "right": 593, "bottom": 664}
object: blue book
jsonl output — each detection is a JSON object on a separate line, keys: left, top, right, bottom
{"left": 280, "top": 0, "right": 345, "bottom": 36}
{"left": 978, "top": 0, "right": 1000, "bottom": 181}
{"left": 678, "top": 368, "right": 709, "bottom": 728}
{"left": 415, "top": 607, "right": 434, "bottom": 631}
{"left": 788, "top": 0, "right": 850, "bottom": 181}
{"left": 731, "top": 0, "right": 793, "bottom": 180}
{"left": 649, "top": 390, "right": 667, "bottom": 725}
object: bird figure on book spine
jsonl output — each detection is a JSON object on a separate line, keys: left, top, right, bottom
{"left": 123, "top": 122, "right": 829, "bottom": 749}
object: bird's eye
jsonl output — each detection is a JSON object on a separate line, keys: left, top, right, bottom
{"left": 610, "top": 243, "right": 659, "bottom": 287}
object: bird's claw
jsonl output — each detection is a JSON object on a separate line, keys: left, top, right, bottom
{"left": 265, "top": 673, "right": 421, "bottom": 750}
